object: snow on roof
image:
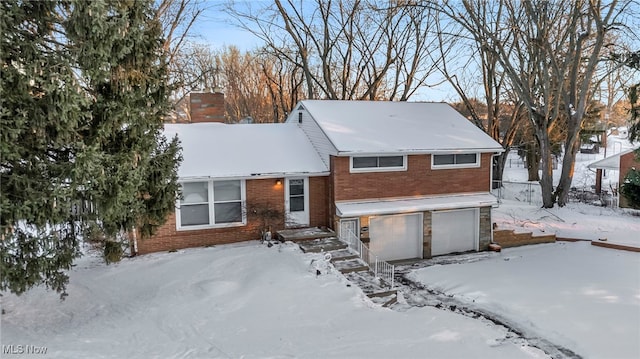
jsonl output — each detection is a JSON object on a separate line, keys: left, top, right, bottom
{"left": 163, "top": 123, "right": 329, "bottom": 179}
{"left": 587, "top": 149, "right": 636, "bottom": 171}
{"left": 335, "top": 192, "right": 498, "bottom": 217}
{"left": 299, "top": 100, "right": 504, "bottom": 155}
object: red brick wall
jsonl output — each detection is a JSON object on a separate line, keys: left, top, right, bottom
{"left": 331, "top": 153, "right": 493, "bottom": 201}
{"left": 190, "top": 92, "right": 226, "bottom": 123}
{"left": 619, "top": 150, "right": 640, "bottom": 209}
{"left": 619, "top": 151, "right": 640, "bottom": 184}
{"left": 138, "top": 177, "right": 330, "bottom": 254}
{"left": 309, "top": 176, "right": 330, "bottom": 227}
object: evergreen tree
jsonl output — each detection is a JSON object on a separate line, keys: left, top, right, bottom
{"left": 620, "top": 169, "right": 640, "bottom": 209}
{"left": 0, "top": 0, "right": 181, "bottom": 297}
{"left": 625, "top": 50, "right": 640, "bottom": 143}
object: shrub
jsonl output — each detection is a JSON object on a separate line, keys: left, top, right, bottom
{"left": 620, "top": 168, "right": 640, "bottom": 209}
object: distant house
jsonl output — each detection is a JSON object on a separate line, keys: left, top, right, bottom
{"left": 588, "top": 148, "right": 640, "bottom": 208}
{"left": 139, "top": 98, "right": 504, "bottom": 261}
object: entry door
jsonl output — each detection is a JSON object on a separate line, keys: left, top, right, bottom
{"left": 285, "top": 177, "right": 309, "bottom": 227}
{"left": 339, "top": 219, "right": 359, "bottom": 246}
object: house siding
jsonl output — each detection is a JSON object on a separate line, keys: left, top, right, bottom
{"left": 331, "top": 153, "right": 493, "bottom": 201}
{"left": 289, "top": 107, "right": 337, "bottom": 168}
{"left": 140, "top": 177, "right": 330, "bottom": 254}
{"left": 619, "top": 150, "right": 640, "bottom": 208}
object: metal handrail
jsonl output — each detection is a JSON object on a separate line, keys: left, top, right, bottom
{"left": 340, "top": 227, "right": 395, "bottom": 288}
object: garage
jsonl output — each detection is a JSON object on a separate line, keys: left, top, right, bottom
{"left": 369, "top": 213, "right": 423, "bottom": 261}
{"left": 431, "top": 209, "right": 478, "bottom": 256}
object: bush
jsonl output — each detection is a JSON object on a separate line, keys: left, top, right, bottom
{"left": 103, "top": 240, "right": 125, "bottom": 264}
{"left": 620, "top": 168, "right": 640, "bottom": 209}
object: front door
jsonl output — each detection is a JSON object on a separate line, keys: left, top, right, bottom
{"left": 285, "top": 177, "right": 309, "bottom": 227}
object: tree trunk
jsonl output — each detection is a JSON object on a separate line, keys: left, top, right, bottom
{"left": 525, "top": 141, "right": 540, "bottom": 182}
{"left": 493, "top": 149, "right": 510, "bottom": 189}
{"left": 537, "top": 128, "right": 555, "bottom": 208}
{"left": 555, "top": 132, "right": 581, "bottom": 206}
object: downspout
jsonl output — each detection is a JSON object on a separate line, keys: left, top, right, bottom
{"left": 130, "top": 226, "right": 138, "bottom": 256}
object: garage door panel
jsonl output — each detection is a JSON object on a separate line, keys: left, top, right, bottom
{"left": 369, "top": 214, "right": 422, "bottom": 261}
{"left": 432, "top": 209, "right": 478, "bottom": 256}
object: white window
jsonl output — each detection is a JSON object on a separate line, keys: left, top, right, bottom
{"left": 177, "top": 180, "right": 245, "bottom": 229}
{"left": 350, "top": 155, "right": 407, "bottom": 172}
{"left": 431, "top": 153, "right": 480, "bottom": 169}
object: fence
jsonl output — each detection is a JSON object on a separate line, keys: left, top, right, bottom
{"left": 492, "top": 180, "right": 619, "bottom": 208}
{"left": 492, "top": 180, "right": 543, "bottom": 206}
{"left": 340, "top": 227, "right": 395, "bottom": 288}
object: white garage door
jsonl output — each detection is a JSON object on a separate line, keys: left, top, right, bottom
{"left": 369, "top": 213, "right": 423, "bottom": 261}
{"left": 432, "top": 209, "right": 478, "bottom": 256}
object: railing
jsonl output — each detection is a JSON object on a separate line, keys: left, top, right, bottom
{"left": 340, "top": 227, "right": 395, "bottom": 288}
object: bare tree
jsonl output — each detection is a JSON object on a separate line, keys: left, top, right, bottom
{"left": 432, "top": 7, "right": 525, "bottom": 187}
{"left": 226, "top": 0, "right": 441, "bottom": 101}
{"left": 219, "top": 46, "right": 304, "bottom": 123}
{"left": 435, "top": 0, "right": 635, "bottom": 207}
{"left": 155, "top": 0, "right": 208, "bottom": 107}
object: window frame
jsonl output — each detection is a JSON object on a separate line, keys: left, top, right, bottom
{"left": 176, "top": 179, "right": 246, "bottom": 230}
{"left": 349, "top": 155, "right": 407, "bottom": 173}
{"left": 431, "top": 153, "right": 481, "bottom": 169}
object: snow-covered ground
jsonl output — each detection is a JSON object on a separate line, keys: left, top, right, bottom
{"left": 410, "top": 241, "right": 640, "bottom": 359}
{"left": 2, "top": 135, "right": 638, "bottom": 359}
{"left": 494, "top": 200, "right": 640, "bottom": 246}
{"left": 1, "top": 243, "right": 548, "bottom": 359}
{"left": 496, "top": 133, "right": 640, "bottom": 247}
{"left": 502, "top": 134, "right": 636, "bottom": 188}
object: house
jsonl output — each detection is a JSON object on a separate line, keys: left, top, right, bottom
{"left": 588, "top": 148, "right": 640, "bottom": 208}
{"left": 138, "top": 98, "right": 504, "bottom": 261}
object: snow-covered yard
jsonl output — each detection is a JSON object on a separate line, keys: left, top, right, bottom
{"left": 2, "top": 135, "right": 638, "bottom": 358}
{"left": 494, "top": 200, "right": 640, "bottom": 247}
{"left": 1, "top": 242, "right": 547, "bottom": 359}
{"left": 3, "top": 233, "right": 639, "bottom": 358}
{"left": 409, "top": 241, "right": 640, "bottom": 359}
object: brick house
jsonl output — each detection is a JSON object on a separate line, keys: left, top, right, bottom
{"left": 588, "top": 148, "right": 640, "bottom": 208}
{"left": 619, "top": 149, "right": 640, "bottom": 208}
{"left": 139, "top": 99, "right": 504, "bottom": 260}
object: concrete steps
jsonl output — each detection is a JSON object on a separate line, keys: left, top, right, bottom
{"left": 298, "top": 237, "right": 398, "bottom": 307}
{"left": 296, "top": 235, "right": 399, "bottom": 308}
{"left": 298, "top": 237, "right": 347, "bottom": 253}
{"left": 277, "top": 227, "right": 336, "bottom": 242}
{"left": 333, "top": 258, "right": 369, "bottom": 273}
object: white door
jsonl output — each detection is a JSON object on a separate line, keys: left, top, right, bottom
{"left": 369, "top": 213, "right": 423, "bottom": 261}
{"left": 285, "top": 177, "right": 309, "bottom": 227}
{"left": 431, "top": 209, "right": 478, "bottom": 256}
{"left": 339, "top": 219, "right": 359, "bottom": 245}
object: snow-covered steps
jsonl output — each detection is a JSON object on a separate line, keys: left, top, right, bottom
{"left": 367, "top": 290, "right": 398, "bottom": 308}
{"left": 328, "top": 249, "right": 358, "bottom": 262}
{"left": 344, "top": 270, "right": 391, "bottom": 294}
{"left": 332, "top": 258, "right": 369, "bottom": 273}
{"left": 297, "top": 237, "right": 347, "bottom": 253}
{"left": 277, "top": 227, "right": 336, "bottom": 242}
{"left": 343, "top": 271, "right": 398, "bottom": 307}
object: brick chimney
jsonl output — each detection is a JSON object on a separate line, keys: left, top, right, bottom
{"left": 190, "top": 92, "right": 226, "bottom": 123}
